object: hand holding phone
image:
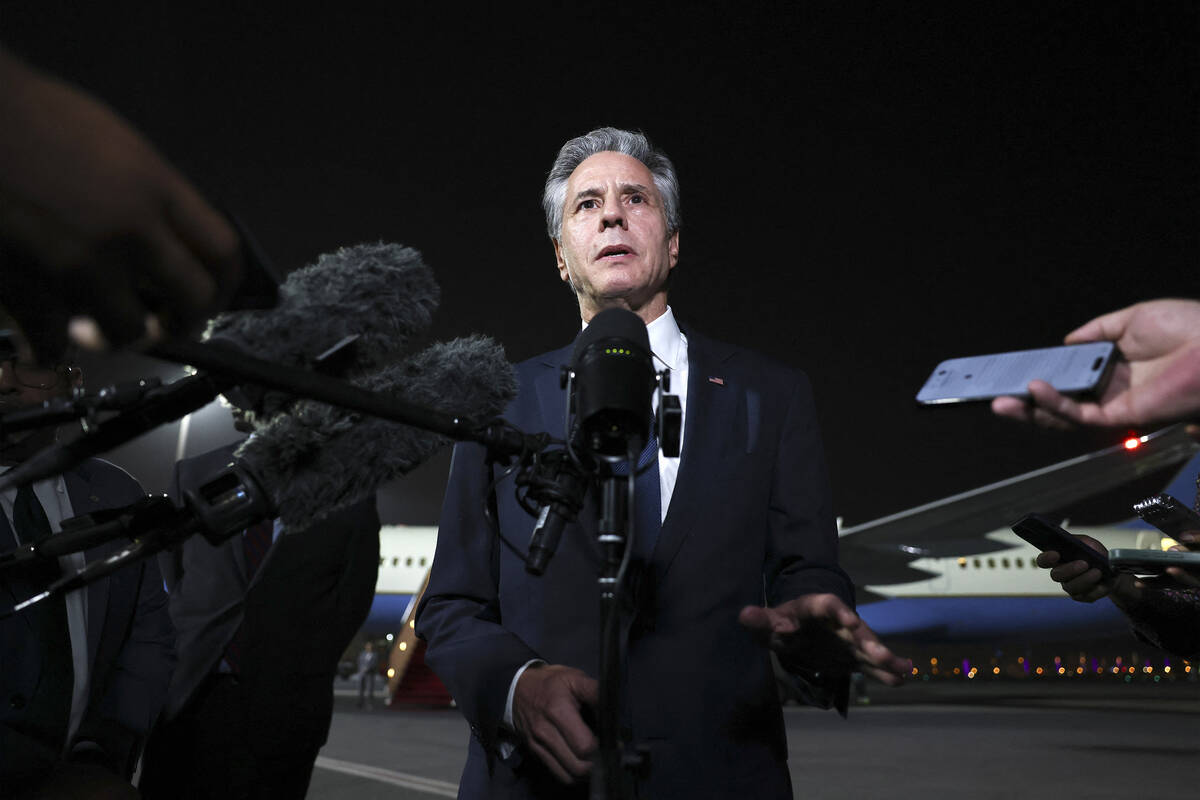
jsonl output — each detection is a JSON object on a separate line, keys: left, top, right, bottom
{"left": 917, "top": 342, "right": 1118, "bottom": 405}
{"left": 1010, "top": 513, "right": 1115, "bottom": 578}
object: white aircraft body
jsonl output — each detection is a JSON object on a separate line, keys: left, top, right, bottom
{"left": 363, "top": 426, "right": 1200, "bottom": 647}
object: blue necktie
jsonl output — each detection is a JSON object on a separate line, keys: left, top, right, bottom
{"left": 613, "top": 430, "right": 661, "bottom": 560}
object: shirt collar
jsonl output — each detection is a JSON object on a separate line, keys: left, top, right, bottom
{"left": 646, "top": 306, "right": 684, "bottom": 372}
{"left": 579, "top": 306, "right": 685, "bottom": 372}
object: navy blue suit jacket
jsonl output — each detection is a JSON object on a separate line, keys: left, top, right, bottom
{"left": 0, "top": 458, "right": 175, "bottom": 784}
{"left": 417, "top": 328, "right": 853, "bottom": 799}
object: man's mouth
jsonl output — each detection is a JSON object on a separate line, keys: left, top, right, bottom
{"left": 597, "top": 245, "right": 635, "bottom": 260}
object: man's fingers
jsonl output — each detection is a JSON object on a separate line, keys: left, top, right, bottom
{"left": 1047, "top": 559, "right": 1092, "bottom": 584}
{"left": 526, "top": 733, "right": 589, "bottom": 785}
{"left": 1035, "top": 550, "right": 1061, "bottom": 569}
{"left": 991, "top": 395, "right": 1033, "bottom": 421}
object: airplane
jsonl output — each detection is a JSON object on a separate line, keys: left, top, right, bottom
{"left": 363, "top": 425, "right": 1200, "bottom": 653}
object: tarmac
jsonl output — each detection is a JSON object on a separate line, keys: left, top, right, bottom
{"left": 311, "top": 677, "right": 1200, "bottom": 798}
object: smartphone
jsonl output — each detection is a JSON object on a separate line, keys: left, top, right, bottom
{"left": 916, "top": 342, "right": 1118, "bottom": 405}
{"left": 1109, "top": 548, "right": 1200, "bottom": 574}
{"left": 1133, "top": 494, "right": 1200, "bottom": 550}
{"left": 1010, "top": 513, "right": 1115, "bottom": 578}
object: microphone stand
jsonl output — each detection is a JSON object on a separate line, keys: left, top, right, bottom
{"left": 590, "top": 451, "right": 640, "bottom": 800}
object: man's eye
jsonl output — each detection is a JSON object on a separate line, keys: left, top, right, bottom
{"left": 629, "top": 194, "right": 644, "bottom": 204}
{"left": 579, "top": 199, "right": 599, "bottom": 210}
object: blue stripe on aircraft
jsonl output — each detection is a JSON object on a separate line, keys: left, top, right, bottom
{"left": 858, "top": 596, "right": 1131, "bottom": 641}
{"left": 365, "top": 593, "right": 415, "bottom": 633}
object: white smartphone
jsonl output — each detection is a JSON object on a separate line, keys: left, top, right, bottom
{"left": 1108, "top": 548, "right": 1200, "bottom": 574}
{"left": 916, "top": 342, "right": 1118, "bottom": 405}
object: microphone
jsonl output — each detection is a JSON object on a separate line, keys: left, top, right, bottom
{"left": 2, "top": 334, "right": 519, "bottom": 601}
{"left": 0, "top": 242, "right": 442, "bottom": 492}
{"left": 232, "top": 334, "right": 517, "bottom": 530}
{"left": 204, "top": 241, "right": 440, "bottom": 416}
{"left": 524, "top": 308, "right": 656, "bottom": 575}
{"left": 569, "top": 308, "right": 656, "bottom": 459}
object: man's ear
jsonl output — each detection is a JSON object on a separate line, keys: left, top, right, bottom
{"left": 552, "top": 238, "right": 570, "bottom": 283}
{"left": 668, "top": 230, "right": 680, "bottom": 270}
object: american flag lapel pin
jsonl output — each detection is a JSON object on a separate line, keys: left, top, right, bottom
{"left": 707, "top": 376, "right": 725, "bottom": 386}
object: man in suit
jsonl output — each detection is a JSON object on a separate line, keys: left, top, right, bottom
{"left": 416, "top": 128, "right": 908, "bottom": 798}
{"left": 0, "top": 329, "right": 175, "bottom": 798}
{"left": 138, "top": 435, "right": 381, "bottom": 799}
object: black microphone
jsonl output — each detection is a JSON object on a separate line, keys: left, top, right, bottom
{"left": 570, "top": 308, "right": 656, "bottom": 459}
{"left": 204, "top": 241, "right": 439, "bottom": 416}
{"left": 235, "top": 334, "right": 517, "bottom": 530}
{"left": 524, "top": 308, "right": 655, "bottom": 575}
{"left": 0, "top": 242, "right": 441, "bottom": 493}
{"left": 2, "top": 334, "right": 519, "bottom": 599}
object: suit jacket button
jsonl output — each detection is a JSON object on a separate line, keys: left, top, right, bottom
{"left": 9, "top": 694, "right": 25, "bottom": 710}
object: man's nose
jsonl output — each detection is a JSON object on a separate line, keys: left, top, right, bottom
{"left": 600, "top": 197, "right": 626, "bottom": 229}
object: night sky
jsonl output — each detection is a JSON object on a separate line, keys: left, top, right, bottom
{"left": 3, "top": 2, "right": 1196, "bottom": 529}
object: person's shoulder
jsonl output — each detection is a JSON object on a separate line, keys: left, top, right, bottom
{"left": 684, "top": 326, "right": 811, "bottom": 387}
{"left": 512, "top": 342, "right": 574, "bottom": 383}
{"left": 74, "top": 457, "right": 144, "bottom": 494}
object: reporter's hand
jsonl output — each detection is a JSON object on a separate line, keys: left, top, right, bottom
{"left": 992, "top": 299, "right": 1200, "bottom": 429}
{"left": 0, "top": 48, "right": 243, "bottom": 360}
{"left": 1036, "top": 534, "right": 1144, "bottom": 605}
{"left": 1164, "top": 535, "right": 1200, "bottom": 589}
{"left": 511, "top": 664, "right": 598, "bottom": 784}
{"left": 738, "top": 593, "right": 909, "bottom": 686}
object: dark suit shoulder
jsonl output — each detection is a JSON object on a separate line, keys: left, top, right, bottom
{"left": 683, "top": 327, "right": 813, "bottom": 389}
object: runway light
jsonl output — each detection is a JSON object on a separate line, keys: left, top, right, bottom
{"left": 1035, "top": 667, "right": 1044, "bottom": 675}
{"left": 1124, "top": 436, "right": 1141, "bottom": 450}
{"left": 1076, "top": 667, "right": 1084, "bottom": 675}
{"left": 387, "top": 668, "right": 396, "bottom": 678}
{"left": 1111, "top": 666, "right": 1120, "bottom": 674}
{"left": 386, "top": 633, "right": 394, "bottom": 641}
{"left": 993, "top": 667, "right": 1000, "bottom": 675}
{"left": 1187, "top": 665, "right": 1193, "bottom": 674}
{"left": 930, "top": 658, "right": 938, "bottom": 665}
{"left": 911, "top": 667, "right": 919, "bottom": 676}
{"left": 1165, "top": 666, "right": 1172, "bottom": 674}
{"left": 399, "top": 642, "right": 408, "bottom": 652}
{"left": 1017, "top": 657, "right": 1025, "bottom": 664}
{"left": 1057, "top": 667, "right": 1066, "bottom": 675}
{"left": 1128, "top": 666, "right": 1136, "bottom": 674}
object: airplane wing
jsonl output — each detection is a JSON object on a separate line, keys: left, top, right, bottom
{"left": 838, "top": 425, "right": 1200, "bottom": 588}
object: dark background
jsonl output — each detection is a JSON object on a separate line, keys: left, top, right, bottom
{"left": 3, "top": 1, "right": 1196, "bottom": 527}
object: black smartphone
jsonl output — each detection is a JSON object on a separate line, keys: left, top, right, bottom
{"left": 916, "top": 342, "right": 1118, "bottom": 405}
{"left": 1133, "top": 494, "right": 1200, "bottom": 550}
{"left": 1010, "top": 513, "right": 1115, "bottom": 578}
{"left": 1109, "top": 548, "right": 1200, "bottom": 574}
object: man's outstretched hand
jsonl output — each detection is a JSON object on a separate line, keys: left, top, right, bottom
{"left": 739, "top": 593, "right": 909, "bottom": 686}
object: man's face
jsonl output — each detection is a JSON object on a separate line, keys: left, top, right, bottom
{"left": 0, "top": 342, "right": 80, "bottom": 464}
{"left": 553, "top": 151, "right": 679, "bottom": 322}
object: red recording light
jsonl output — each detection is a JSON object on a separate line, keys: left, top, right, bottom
{"left": 1124, "top": 437, "right": 1140, "bottom": 450}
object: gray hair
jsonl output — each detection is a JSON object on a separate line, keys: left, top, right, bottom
{"left": 541, "top": 127, "right": 681, "bottom": 240}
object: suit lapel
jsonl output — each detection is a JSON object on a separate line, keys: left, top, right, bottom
{"left": 653, "top": 331, "right": 738, "bottom": 578}
{"left": 65, "top": 466, "right": 110, "bottom": 674}
{"left": 533, "top": 344, "right": 573, "bottom": 442}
